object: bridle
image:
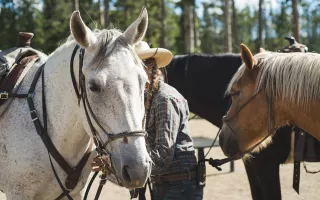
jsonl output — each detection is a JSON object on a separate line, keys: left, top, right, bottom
{"left": 70, "top": 44, "right": 147, "bottom": 155}
{"left": 70, "top": 44, "right": 149, "bottom": 200}
{"left": 7, "top": 42, "right": 147, "bottom": 200}
{"left": 213, "top": 85, "right": 277, "bottom": 165}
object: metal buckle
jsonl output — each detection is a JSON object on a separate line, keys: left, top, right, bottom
{"left": 0, "top": 92, "right": 8, "bottom": 99}
{"left": 30, "top": 110, "right": 38, "bottom": 121}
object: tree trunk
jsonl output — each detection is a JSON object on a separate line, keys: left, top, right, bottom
{"left": 292, "top": 0, "right": 299, "bottom": 42}
{"left": 258, "top": 0, "right": 264, "bottom": 50}
{"left": 73, "top": 0, "right": 79, "bottom": 11}
{"left": 231, "top": 0, "right": 238, "bottom": 51}
{"left": 104, "top": 0, "right": 109, "bottom": 27}
{"left": 183, "top": 0, "right": 194, "bottom": 53}
{"left": 193, "top": 3, "right": 199, "bottom": 50}
{"left": 98, "top": 0, "right": 104, "bottom": 26}
{"left": 160, "top": 0, "right": 166, "bottom": 48}
{"left": 224, "top": 0, "right": 232, "bottom": 52}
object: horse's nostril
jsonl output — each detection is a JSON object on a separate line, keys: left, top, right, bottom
{"left": 122, "top": 165, "right": 131, "bottom": 182}
{"left": 88, "top": 80, "right": 101, "bottom": 93}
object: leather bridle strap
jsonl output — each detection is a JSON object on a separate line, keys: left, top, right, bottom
{"left": 70, "top": 45, "right": 147, "bottom": 155}
{"left": 211, "top": 87, "right": 277, "bottom": 167}
{"left": 70, "top": 44, "right": 148, "bottom": 200}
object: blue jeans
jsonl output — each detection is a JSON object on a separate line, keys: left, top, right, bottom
{"left": 152, "top": 180, "right": 203, "bottom": 200}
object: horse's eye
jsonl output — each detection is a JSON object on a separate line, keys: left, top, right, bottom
{"left": 88, "top": 80, "right": 101, "bottom": 93}
{"left": 230, "top": 91, "right": 240, "bottom": 97}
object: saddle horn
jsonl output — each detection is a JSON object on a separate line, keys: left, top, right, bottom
{"left": 17, "top": 32, "right": 34, "bottom": 47}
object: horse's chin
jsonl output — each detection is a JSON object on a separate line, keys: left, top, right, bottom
{"left": 111, "top": 159, "right": 151, "bottom": 189}
{"left": 219, "top": 125, "right": 242, "bottom": 158}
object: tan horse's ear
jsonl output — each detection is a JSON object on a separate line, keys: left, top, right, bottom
{"left": 240, "top": 43, "right": 256, "bottom": 70}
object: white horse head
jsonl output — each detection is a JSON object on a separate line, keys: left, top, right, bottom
{"left": 68, "top": 8, "right": 151, "bottom": 188}
{"left": 0, "top": 8, "right": 151, "bottom": 199}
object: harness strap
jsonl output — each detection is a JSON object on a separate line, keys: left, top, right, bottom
{"left": 94, "top": 172, "right": 108, "bottom": 200}
{"left": 70, "top": 44, "right": 81, "bottom": 102}
{"left": 26, "top": 61, "right": 94, "bottom": 199}
{"left": 26, "top": 65, "right": 72, "bottom": 173}
{"left": 0, "top": 54, "right": 38, "bottom": 104}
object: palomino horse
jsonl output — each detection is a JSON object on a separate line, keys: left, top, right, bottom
{"left": 0, "top": 8, "right": 151, "bottom": 200}
{"left": 219, "top": 44, "right": 320, "bottom": 158}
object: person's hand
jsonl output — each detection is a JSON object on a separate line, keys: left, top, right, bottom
{"left": 91, "top": 155, "right": 111, "bottom": 172}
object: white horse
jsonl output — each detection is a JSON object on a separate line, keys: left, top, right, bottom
{"left": 0, "top": 7, "right": 151, "bottom": 200}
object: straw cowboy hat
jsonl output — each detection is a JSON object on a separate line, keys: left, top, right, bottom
{"left": 134, "top": 41, "right": 173, "bottom": 68}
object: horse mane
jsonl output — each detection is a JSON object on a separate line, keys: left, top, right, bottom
{"left": 228, "top": 52, "right": 320, "bottom": 106}
{"left": 64, "top": 28, "right": 140, "bottom": 67}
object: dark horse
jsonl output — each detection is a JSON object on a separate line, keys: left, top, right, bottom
{"left": 166, "top": 53, "right": 295, "bottom": 200}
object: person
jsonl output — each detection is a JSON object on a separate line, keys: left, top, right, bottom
{"left": 134, "top": 41, "right": 203, "bottom": 200}
{"left": 91, "top": 41, "right": 203, "bottom": 200}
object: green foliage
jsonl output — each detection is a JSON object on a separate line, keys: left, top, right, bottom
{"left": 0, "top": 0, "right": 320, "bottom": 56}
{"left": 0, "top": 0, "right": 18, "bottom": 49}
{"left": 42, "top": 0, "right": 73, "bottom": 53}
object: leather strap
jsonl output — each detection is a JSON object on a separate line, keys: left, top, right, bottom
{"left": 293, "top": 161, "right": 301, "bottom": 194}
{"left": 27, "top": 62, "right": 94, "bottom": 195}
{"left": 65, "top": 139, "right": 94, "bottom": 189}
{"left": 293, "top": 129, "right": 306, "bottom": 194}
{"left": 0, "top": 54, "right": 38, "bottom": 106}
{"left": 151, "top": 171, "right": 197, "bottom": 184}
{"left": 94, "top": 172, "right": 108, "bottom": 200}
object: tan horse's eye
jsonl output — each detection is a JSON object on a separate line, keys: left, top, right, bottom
{"left": 230, "top": 91, "right": 240, "bottom": 97}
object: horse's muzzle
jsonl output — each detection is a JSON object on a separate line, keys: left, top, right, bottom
{"left": 219, "top": 122, "right": 241, "bottom": 158}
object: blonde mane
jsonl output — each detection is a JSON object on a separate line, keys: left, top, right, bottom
{"left": 227, "top": 52, "right": 320, "bottom": 107}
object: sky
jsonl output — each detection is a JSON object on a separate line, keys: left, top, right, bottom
{"left": 194, "top": 0, "right": 279, "bottom": 18}
{"left": 13, "top": 0, "right": 280, "bottom": 15}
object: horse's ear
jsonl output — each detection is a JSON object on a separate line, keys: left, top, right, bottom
{"left": 70, "top": 11, "right": 97, "bottom": 50}
{"left": 122, "top": 7, "right": 148, "bottom": 45}
{"left": 240, "top": 43, "right": 256, "bottom": 70}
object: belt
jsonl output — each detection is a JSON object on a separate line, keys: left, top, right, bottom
{"left": 151, "top": 170, "right": 197, "bottom": 184}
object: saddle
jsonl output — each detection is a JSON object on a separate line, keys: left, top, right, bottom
{"left": 0, "top": 32, "right": 47, "bottom": 116}
{"left": 277, "top": 36, "right": 308, "bottom": 53}
{"left": 278, "top": 36, "right": 319, "bottom": 193}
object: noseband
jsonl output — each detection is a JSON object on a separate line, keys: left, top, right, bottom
{"left": 219, "top": 86, "right": 277, "bottom": 163}
{"left": 70, "top": 44, "right": 147, "bottom": 155}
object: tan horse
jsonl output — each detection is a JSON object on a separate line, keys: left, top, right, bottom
{"left": 219, "top": 44, "right": 320, "bottom": 158}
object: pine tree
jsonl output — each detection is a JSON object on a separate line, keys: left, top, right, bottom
{"left": 0, "top": 0, "right": 18, "bottom": 49}
{"left": 42, "top": 0, "right": 72, "bottom": 53}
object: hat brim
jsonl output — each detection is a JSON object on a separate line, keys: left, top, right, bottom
{"left": 137, "top": 48, "right": 173, "bottom": 68}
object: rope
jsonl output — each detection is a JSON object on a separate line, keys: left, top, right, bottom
{"left": 303, "top": 162, "right": 320, "bottom": 174}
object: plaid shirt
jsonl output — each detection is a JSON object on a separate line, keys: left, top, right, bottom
{"left": 146, "top": 81, "right": 197, "bottom": 176}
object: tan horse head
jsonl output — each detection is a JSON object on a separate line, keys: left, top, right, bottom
{"left": 219, "top": 43, "right": 320, "bottom": 158}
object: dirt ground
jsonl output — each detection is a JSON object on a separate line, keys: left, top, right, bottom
{"left": 1, "top": 119, "right": 320, "bottom": 200}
